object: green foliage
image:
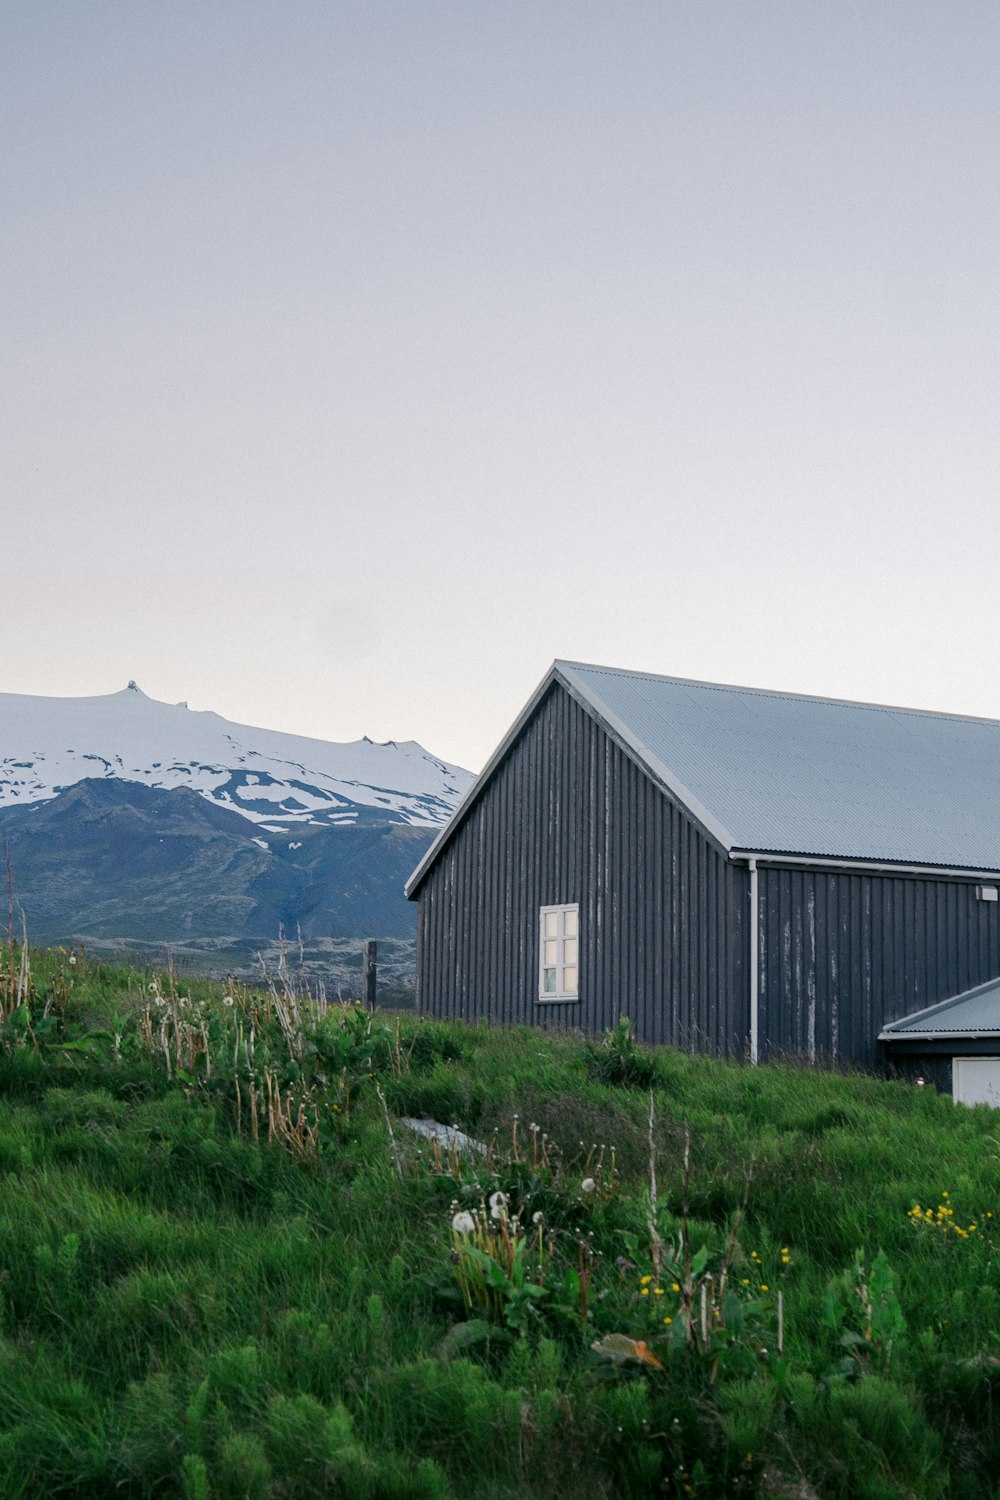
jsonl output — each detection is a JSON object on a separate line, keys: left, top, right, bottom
{"left": 585, "top": 1015, "right": 659, "bottom": 1088}
{"left": 2, "top": 949, "right": 1000, "bottom": 1497}
{"left": 822, "top": 1249, "right": 907, "bottom": 1374}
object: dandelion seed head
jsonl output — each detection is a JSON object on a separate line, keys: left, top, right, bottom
{"left": 581, "top": 1177, "right": 596, "bottom": 1195}
{"left": 452, "top": 1211, "right": 475, "bottom": 1236}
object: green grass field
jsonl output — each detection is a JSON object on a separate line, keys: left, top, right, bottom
{"left": 2, "top": 944, "right": 999, "bottom": 1498}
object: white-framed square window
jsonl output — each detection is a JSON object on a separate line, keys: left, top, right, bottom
{"left": 538, "top": 903, "right": 579, "bottom": 1002}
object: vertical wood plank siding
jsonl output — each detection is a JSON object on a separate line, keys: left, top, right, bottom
{"left": 758, "top": 867, "right": 1000, "bottom": 1069}
{"left": 415, "top": 684, "right": 748, "bottom": 1052}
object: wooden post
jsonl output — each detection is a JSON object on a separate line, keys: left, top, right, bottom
{"left": 363, "top": 940, "right": 377, "bottom": 1009}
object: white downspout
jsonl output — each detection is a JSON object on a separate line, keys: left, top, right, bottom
{"left": 749, "top": 857, "right": 759, "bottom": 1065}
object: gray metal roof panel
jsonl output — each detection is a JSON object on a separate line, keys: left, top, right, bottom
{"left": 880, "top": 977, "right": 1000, "bottom": 1039}
{"left": 558, "top": 662, "right": 1000, "bottom": 869}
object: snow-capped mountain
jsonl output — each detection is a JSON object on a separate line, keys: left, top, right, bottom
{"left": 0, "top": 683, "right": 473, "bottom": 829}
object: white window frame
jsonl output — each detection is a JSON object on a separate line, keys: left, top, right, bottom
{"left": 538, "top": 903, "right": 579, "bottom": 1003}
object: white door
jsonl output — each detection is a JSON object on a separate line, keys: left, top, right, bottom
{"left": 953, "top": 1057, "right": 1000, "bottom": 1107}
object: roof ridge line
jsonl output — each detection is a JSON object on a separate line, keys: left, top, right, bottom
{"left": 555, "top": 660, "right": 1000, "bottom": 730}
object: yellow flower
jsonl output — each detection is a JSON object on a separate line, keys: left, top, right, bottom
{"left": 639, "top": 1274, "right": 653, "bottom": 1286}
{"left": 741, "top": 1278, "right": 750, "bottom": 1285}
{"left": 672, "top": 1281, "right": 681, "bottom": 1292}
{"left": 663, "top": 1316, "right": 672, "bottom": 1325}
{"left": 640, "top": 1288, "right": 649, "bottom": 1296}
{"left": 653, "top": 1287, "right": 665, "bottom": 1296}
{"left": 760, "top": 1284, "right": 769, "bottom": 1292}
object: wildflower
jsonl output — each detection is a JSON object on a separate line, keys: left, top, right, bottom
{"left": 663, "top": 1316, "right": 672, "bottom": 1325}
{"left": 641, "top": 1288, "right": 650, "bottom": 1297}
{"left": 222, "top": 995, "right": 235, "bottom": 1007}
{"left": 452, "top": 1211, "right": 475, "bottom": 1236}
{"left": 148, "top": 983, "right": 158, "bottom": 994}
{"left": 639, "top": 1274, "right": 653, "bottom": 1286}
{"left": 760, "top": 1284, "right": 769, "bottom": 1292}
{"left": 581, "top": 1177, "right": 596, "bottom": 1195}
{"left": 653, "top": 1287, "right": 665, "bottom": 1296}
{"left": 532, "top": 1211, "right": 544, "bottom": 1226}
{"left": 68, "top": 954, "right": 77, "bottom": 966}
{"left": 489, "top": 1191, "right": 508, "bottom": 1221}
{"left": 671, "top": 1281, "right": 680, "bottom": 1292}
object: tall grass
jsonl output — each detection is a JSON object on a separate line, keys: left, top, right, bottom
{"left": 1, "top": 941, "right": 999, "bottom": 1496}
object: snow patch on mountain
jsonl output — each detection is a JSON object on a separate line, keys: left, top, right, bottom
{"left": 0, "top": 684, "right": 474, "bottom": 828}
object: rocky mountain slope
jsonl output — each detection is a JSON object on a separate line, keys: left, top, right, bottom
{"left": 0, "top": 686, "right": 473, "bottom": 948}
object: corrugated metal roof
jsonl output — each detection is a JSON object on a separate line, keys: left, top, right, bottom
{"left": 880, "top": 977, "right": 1000, "bottom": 1039}
{"left": 558, "top": 662, "right": 1000, "bottom": 869}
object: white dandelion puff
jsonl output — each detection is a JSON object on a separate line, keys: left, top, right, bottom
{"left": 452, "top": 1211, "right": 476, "bottom": 1236}
{"left": 581, "top": 1177, "right": 597, "bottom": 1195}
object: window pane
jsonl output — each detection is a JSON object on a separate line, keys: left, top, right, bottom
{"left": 543, "top": 968, "right": 557, "bottom": 993}
{"left": 543, "top": 911, "right": 558, "bottom": 938}
{"left": 562, "top": 966, "right": 577, "bottom": 994}
{"left": 563, "top": 938, "right": 577, "bottom": 966}
{"left": 563, "top": 907, "right": 578, "bottom": 938}
{"left": 543, "top": 939, "right": 558, "bottom": 965}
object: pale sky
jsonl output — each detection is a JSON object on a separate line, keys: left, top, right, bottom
{"left": 4, "top": 2, "right": 1000, "bottom": 772}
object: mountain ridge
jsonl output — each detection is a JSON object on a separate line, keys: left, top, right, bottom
{"left": 0, "top": 682, "right": 473, "bottom": 828}
{"left": 0, "top": 685, "right": 473, "bottom": 956}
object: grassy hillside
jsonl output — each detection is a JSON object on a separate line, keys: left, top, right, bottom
{"left": 1, "top": 946, "right": 999, "bottom": 1499}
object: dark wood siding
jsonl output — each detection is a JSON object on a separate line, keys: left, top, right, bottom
{"left": 415, "top": 682, "right": 748, "bottom": 1052}
{"left": 758, "top": 867, "right": 1000, "bottom": 1069}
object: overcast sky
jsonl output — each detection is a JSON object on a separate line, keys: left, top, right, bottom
{"left": 4, "top": 2, "right": 1000, "bottom": 771}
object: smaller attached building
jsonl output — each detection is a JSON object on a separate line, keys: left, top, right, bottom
{"left": 406, "top": 661, "right": 1000, "bottom": 1094}
{"left": 880, "top": 977, "right": 1000, "bottom": 1103}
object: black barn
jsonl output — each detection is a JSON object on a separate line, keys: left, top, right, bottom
{"left": 406, "top": 662, "right": 1000, "bottom": 1101}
